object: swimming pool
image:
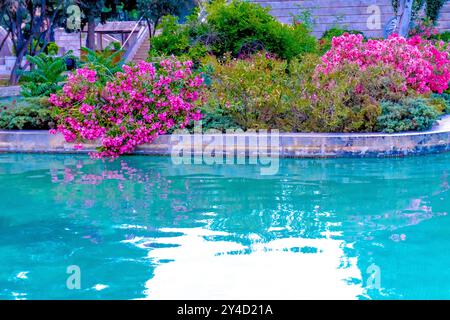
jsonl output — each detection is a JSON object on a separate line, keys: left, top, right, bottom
{"left": 0, "top": 153, "right": 449, "bottom": 299}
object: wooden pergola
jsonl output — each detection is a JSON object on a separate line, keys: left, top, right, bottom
{"left": 80, "top": 21, "right": 144, "bottom": 50}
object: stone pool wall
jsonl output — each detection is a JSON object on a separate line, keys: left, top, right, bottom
{"left": 1, "top": 128, "right": 450, "bottom": 158}
{"left": 0, "top": 86, "right": 20, "bottom": 98}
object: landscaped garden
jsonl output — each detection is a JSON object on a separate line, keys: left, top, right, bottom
{"left": 3, "top": 0, "right": 450, "bottom": 303}
{"left": 2, "top": 0, "right": 450, "bottom": 157}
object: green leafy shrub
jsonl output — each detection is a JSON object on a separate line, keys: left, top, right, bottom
{"left": 297, "top": 64, "right": 407, "bottom": 132}
{"left": 206, "top": 0, "right": 317, "bottom": 59}
{"left": 46, "top": 42, "right": 59, "bottom": 55}
{"left": 149, "top": 0, "right": 317, "bottom": 62}
{"left": 376, "top": 98, "right": 439, "bottom": 133}
{"left": 428, "top": 93, "right": 450, "bottom": 114}
{"left": 188, "top": 105, "right": 242, "bottom": 133}
{"left": 204, "top": 52, "right": 414, "bottom": 133}
{"left": 0, "top": 97, "right": 54, "bottom": 130}
{"left": 150, "top": 15, "right": 190, "bottom": 56}
{"left": 204, "top": 53, "right": 293, "bottom": 130}
{"left": 80, "top": 43, "right": 124, "bottom": 83}
{"left": 149, "top": 15, "right": 209, "bottom": 66}
{"left": 19, "top": 52, "right": 74, "bottom": 97}
{"left": 264, "top": 22, "right": 317, "bottom": 60}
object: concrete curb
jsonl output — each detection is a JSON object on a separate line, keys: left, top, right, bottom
{"left": 2, "top": 128, "right": 450, "bottom": 158}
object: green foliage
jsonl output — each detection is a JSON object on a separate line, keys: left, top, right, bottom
{"left": 149, "top": 15, "right": 209, "bottom": 66}
{"left": 291, "top": 61, "right": 407, "bottom": 133}
{"left": 432, "top": 31, "right": 450, "bottom": 42}
{"left": 206, "top": 0, "right": 273, "bottom": 55}
{"left": 204, "top": 52, "right": 413, "bottom": 133}
{"left": 19, "top": 52, "right": 74, "bottom": 97}
{"left": 149, "top": 0, "right": 317, "bottom": 62}
{"left": 430, "top": 92, "right": 450, "bottom": 113}
{"left": 206, "top": 0, "right": 317, "bottom": 60}
{"left": 425, "top": 0, "right": 448, "bottom": 22}
{"left": 0, "top": 97, "right": 54, "bottom": 130}
{"left": 393, "top": 0, "right": 447, "bottom": 22}
{"left": 191, "top": 106, "right": 242, "bottom": 133}
{"left": 80, "top": 43, "right": 124, "bottom": 82}
{"left": 376, "top": 98, "right": 439, "bottom": 133}
{"left": 46, "top": 42, "right": 59, "bottom": 55}
{"left": 150, "top": 15, "right": 190, "bottom": 56}
{"left": 204, "top": 53, "right": 293, "bottom": 131}
{"left": 264, "top": 22, "right": 318, "bottom": 60}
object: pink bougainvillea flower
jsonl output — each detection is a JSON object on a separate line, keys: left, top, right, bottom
{"left": 317, "top": 33, "right": 450, "bottom": 94}
{"left": 50, "top": 60, "right": 205, "bottom": 158}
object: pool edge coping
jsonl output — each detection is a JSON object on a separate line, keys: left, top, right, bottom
{"left": 2, "top": 124, "right": 450, "bottom": 158}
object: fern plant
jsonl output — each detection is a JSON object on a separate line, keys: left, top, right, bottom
{"left": 19, "top": 52, "right": 74, "bottom": 97}
{"left": 80, "top": 43, "right": 124, "bottom": 83}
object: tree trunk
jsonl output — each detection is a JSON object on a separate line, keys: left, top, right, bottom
{"left": 9, "top": 47, "right": 26, "bottom": 85}
{"left": 0, "top": 30, "right": 10, "bottom": 52}
{"left": 145, "top": 18, "right": 153, "bottom": 39}
{"left": 397, "top": 0, "right": 413, "bottom": 37}
{"left": 86, "top": 14, "right": 96, "bottom": 49}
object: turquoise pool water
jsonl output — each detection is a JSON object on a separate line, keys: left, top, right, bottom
{"left": 0, "top": 153, "right": 449, "bottom": 300}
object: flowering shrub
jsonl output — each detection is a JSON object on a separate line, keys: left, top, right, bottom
{"left": 204, "top": 52, "right": 410, "bottom": 133}
{"left": 204, "top": 52, "right": 291, "bottom": 130}
{"left": 298, "top": 60, "right": 409, "bottom": 132}
{"left": 409, "top": 18, "right": 439, "bottom": 39}
{"left": 50, "top": 60, "right": 205, "bottom": 157}
{"left": 317, "top": 33, "right": 450, "bottom": 94}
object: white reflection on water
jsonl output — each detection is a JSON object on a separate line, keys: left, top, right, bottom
{"left": 126, "top": 228, "right": 365, "bottom": 299}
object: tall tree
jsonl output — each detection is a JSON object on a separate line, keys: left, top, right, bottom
{"left": 75, "top": 0, "right": 120, "bottom": 49}
{"left": 0, "top": 0, "right": 65, "bottom": 84}
{"left": 135, "top": 0, "right": 195, "bottom": 37}
{"left": 392, "top": 0, "right": 448, "bottom": 25}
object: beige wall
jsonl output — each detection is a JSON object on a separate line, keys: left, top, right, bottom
{"left": 250, "top": 0, "right": 450, "bottom": 38}
{"left": 54, "top": 28, "right": 81, "bottom": 56}
{"left": 0, "top": 27, "right": 13, "bottom": 57}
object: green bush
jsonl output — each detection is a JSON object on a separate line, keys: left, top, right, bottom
{"left": 149, "top": 0, "right": 317, "bottom": 61}
{"left": 150, "top": 15, "right": 190, "bottom": 57}
{"left": 296, "top": 64, "right": 406, "bottom": 132}
{"left": 430, "top": 93, "right": 450, "bottom": 113}
{"left": 431, "top": 31, "right": 450, "bottom": 42}
{"left": 376, "top": 98, "right": 439, "bottom": 133}
{"left": 19, "top": 52, "right": 74, "bottom": 97}
{"left": 149, "top": 15, "right": 209, "bottom": 66}
{"left": 0, "top": 97, "right": 54, "bottom": 130}
{"left": 194, "top": 106, "right": 242, "bottom": 132}
{"left": 206, "top": 0, "right": 317, "bottom": 59}
{"left": 80, "top": 43, "right": 124, "bottom": 83}
{"left": 264, "top": 22, "right": 317, "bottom": 60}
{"left": 204, "top": 53, "right": 410, "bottom": 133}
{"left": 204, "top": 53, "right": 293, "bottom": 131}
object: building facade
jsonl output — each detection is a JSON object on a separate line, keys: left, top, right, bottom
{"left": 250, "top": 0, "right": 450, "bottom": 38}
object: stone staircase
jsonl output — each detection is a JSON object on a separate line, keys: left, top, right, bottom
{"left": 0, "top": 57, "right": 14, "bottom": 81}
{"left": 124, "top": 25, "right": 150, "bottom": 63}
{"left": 131, "top": 36, "right": 150, "bottom": 62}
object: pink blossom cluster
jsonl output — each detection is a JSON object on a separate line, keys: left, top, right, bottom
{"left": 317, "top": 33, "right": 450, "bottom": 94}
{"left": 409, "top": 19, "right": 439, "bottom": 39}
{"left": 50, "top": 59, "right": 205, "bottom": 158}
